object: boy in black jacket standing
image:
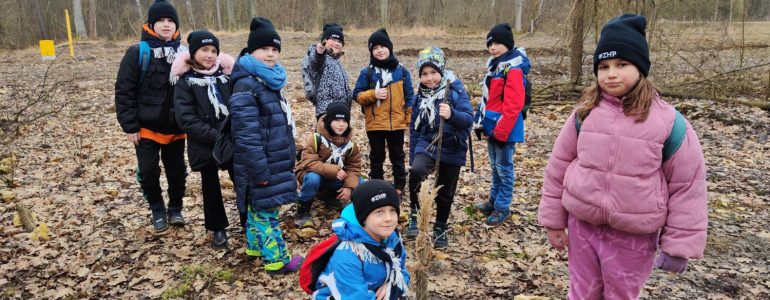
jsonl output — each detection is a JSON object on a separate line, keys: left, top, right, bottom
{"left": 115, "top": 0, "right": 188, "bottom": 234}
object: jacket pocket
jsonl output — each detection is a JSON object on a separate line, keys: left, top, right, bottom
{"left": 481, "top": 110, "right": 502, "bottom": 135}
{"left": 137, "top": 96, "right": 166, "bottom": 124}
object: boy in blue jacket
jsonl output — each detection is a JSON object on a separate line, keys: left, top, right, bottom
{"left": 406, "top": 47, "right": 474, "bottom": 249}
{"left": 313, "top": 180, "right": 410, "bottom": 299}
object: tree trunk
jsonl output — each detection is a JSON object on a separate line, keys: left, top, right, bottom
{"left": 215, "top": 0, "right": 222, "bottom": 30}
{"left": 34, "top": 0, "right": 48, "bottom": 39}
{"left": 380, "top": 0, "right": 389, "bottom": 28}
{"left": 569, "top": 0, "right": 586, "bottom": 86}
{"left": 72, "top": 0, "right": 87, "bottom": 38}
{"left": 226, "top": 0, "right": 235, "bottom": 31}
{"left": 88, "top": 0, "right": 97, "bottom": 38}
{"left": 715, "top": 0, "right": 720, "bottom": 21}
{"left": 515, "top": 0, "right": 524, "bottom": 32}
{"left": 135, "top": 0, "right": 143, "bottom": 20}
{"left": 316, "top": 0, "right": 324, "bottom": 31}
{"left": 729, "top": 0, "right": 735, "bottom": 23}
{"left": 184, "top": 0, "right": 196, "bottom": 29}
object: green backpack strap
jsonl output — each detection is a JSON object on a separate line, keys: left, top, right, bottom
{"left": 313, "top": 133, "right": 322, "bottom": 152}
{"left": 662, "top": 109, "right": 687, "bottom": 162}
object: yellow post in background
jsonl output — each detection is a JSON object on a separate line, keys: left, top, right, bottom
{"left": 39, "top": 40, "right": 56, "bottom": 61}
{"left": 64, "top": 9, "right": 74, "bottom": 58}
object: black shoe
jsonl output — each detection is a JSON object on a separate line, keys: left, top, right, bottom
{"left": 294, "top": 201, "right": 312, "bottom": 227}
{"left": 211, "top": 230, "right": 228, "bottom": 249}
{"left": 433, "top": 223, "right": 449, "bottom": 249}
{"left": 151, "top": 209, "right": 169, "bottom": 234}
{"left": 168, "top": 210, "right": 185, "bottom": 226}
{"left": 322, "top": 196, "right": 343, "bottom": 212}
{"left": 405, "top": 214, "right": 418, "bottom": 238}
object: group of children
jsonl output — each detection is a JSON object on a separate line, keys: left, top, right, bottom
{"left": 115, "top": 1, "right": 707, "bottom": 298}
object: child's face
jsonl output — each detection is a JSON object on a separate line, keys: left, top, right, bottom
{"left": 597, "top": 58, "right": 641, "bottom": 97}
{"left": 419, "top": 66, "right": 442, "bottom": 89}
{"left": 371, "top": 45, "right": 390, "bottom": 61}
{"left": 330, "top": 119, "right": 349, "bottom": 136}
{"left": 152, "top": 17, "right": 177, "bottom": 41}
{"left": 362, "top": 206, "right": 398, "bottom": 241}
{"left": 488, "top": 42, "right": 509, "bottom": 58}
{"left": 251, "top": 46, "right": 281, "bottom": 68}
{"left": 193, "top": 45, "right": 218, "bottom": 70}
{"left": 323, "top": 38, "right": 344, "bottom": 55}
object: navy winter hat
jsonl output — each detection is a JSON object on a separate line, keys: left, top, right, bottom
{"left": 352, "top": 179, "right": 400, "bottom": 225}
{"left": 324, "top": 102, "right": 351, "bottom": 135}
{"left": 147, "top": 0, "right": 179, "bottom": 27}
{"left": 187, "top": 30, "right": 219, "bottom": 56}
{"left": 486, "top": 23, "right": 514, "bottom": 50}
{"left": 321, "top": 23, "right": 345, "bottom": 45}
{"left": 246, "top": 17, "right": 281, "bottom": 53}
{"left": 593, "top": 14, "right": 650, "bottom": 77}
{"left": 368, "top": 28, "right": 393, "bottom": 53}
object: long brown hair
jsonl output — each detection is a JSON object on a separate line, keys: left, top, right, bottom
{"left": 575, "top": 77, "right": 659, "bottom": 123}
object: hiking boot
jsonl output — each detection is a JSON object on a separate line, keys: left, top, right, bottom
{"left": 211, "top": 230, "right": 228, "bottom": 249}
{"left": 486, "top": 209, "right": 511, "bottom": 226}
{"left": 475, "top": 201, "right": 494, "bottom": 217}
{"left": 433, "top": 223, "right": 449, "bottom": 249}
{"left": 266, "top": 255, "right": 303, "bottom": 275}
{"left": 168, "top": 210, "right": 185, "bottom": 226}
{"left": 405, "top": 214, "right": 419, "bottom": 238}
{"left": 151, "top": 209, "right": 168, "bottom": 234}
{"left": 294, "top": 201, "right": 313, "bottom": 227}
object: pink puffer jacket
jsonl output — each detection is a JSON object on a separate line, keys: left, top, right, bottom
{"left": 538, "top": 91, "right": 707, "bottom": 259}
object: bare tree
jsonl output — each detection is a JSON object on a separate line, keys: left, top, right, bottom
{"left": 226, "top": 0, "right": 235, "bottom": 30}
{"left": 88, "top": 0, "right": 97, "bottom": 38}
{"left": 34, "top": 0, "right": 48, "bottom": 39}
{"left": 569, "top": 0, "right": 586, "bottom": 86}
{"left": 184, "top": 0, "right": 196, "bottom": 29}
{"left": 215, "top": 0, "right": 223, "bottom": 30}
{"left": 134, "top": 0, "right": 143, "bottom": 20}
{"left": 380, "top": 0, "right": 389, "bottom": 28}
{"left": 515, "top": 0, "right": 524, "bottom": 32}
{"left": 72, "top": 0, "right": 87, "bottom": 38}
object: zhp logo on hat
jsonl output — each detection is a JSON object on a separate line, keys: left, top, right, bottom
{"left": 202, "top": 38, "right": 214, "bottom": 43}
{"left": 331, "top": 34, "right": 340, "bottom": 39}
{"left": 597, "top": 51, "right": 617, "bottom": 59}
{"left": 274, "top": 39, "right": 281, "bottom": 45}
{"left": 370, "top": 193, "right": 387, "bottom": 202}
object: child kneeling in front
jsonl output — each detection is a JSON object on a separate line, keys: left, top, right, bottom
{"left": 313, "top": 179, "right": 410, "bottom": 299}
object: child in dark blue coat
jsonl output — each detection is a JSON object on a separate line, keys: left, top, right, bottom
{"left": 406, "top": 47, "right": 474, "bottom": 249}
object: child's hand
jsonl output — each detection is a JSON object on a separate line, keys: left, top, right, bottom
{"left": 439, "top": 103, "right": 452, "bottom": 120}
{"left": 337, "top": 187, "right": 352, "bottom": 201}
{"left": 336, "top": 169, "right": 347, "bottom": 180}
{"left": 375, "top": 284, "right": 387, "bottom": 300}
{"left": 374, "top": 87, "right": 388, "bottom": 100}
{"left": 315, "top": 43, "right": 326, "bottom": 55}
{"left": 654, "top": 252, "right": 688, "bottom": 274}
{"left": 126, "top": 133, "right": 140, "bottom": 145}
{"left": 546, "top": 228, "right": 569, "bottom": 251}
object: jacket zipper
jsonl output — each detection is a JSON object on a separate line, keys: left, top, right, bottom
{"left": 388, "top": 84, "right": 393, "bottom": 130}
{"left": 603, "top": 106, "right": 622, "bottom": 221}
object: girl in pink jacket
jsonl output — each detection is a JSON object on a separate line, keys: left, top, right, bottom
{"left": 538, "top": 14, "right": 707, "bottom": 300}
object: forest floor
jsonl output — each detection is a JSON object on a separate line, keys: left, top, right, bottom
{"left": 1, "top": 24, "right": 769, "bottom": 299}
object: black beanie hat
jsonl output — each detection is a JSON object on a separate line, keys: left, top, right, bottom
{"left": 593, "top": 14, "right": 650, "bottom": 77}
{"left": 352, "top": 179, "right": 401, "bottom": 225}
{"left": 323, "top": 102, "right": 351, "bottom": 135}
{"left": 368, "top": 28, "right": 393, "bottom": 53}
{"left": 246, "top": 17, "right": 281, "bottom": 54}
{"left": 187, "top": 30, "right": 219, "bottom": 56}
{"left": 486, "top": 23, "right": 514, "bottom": 50}
{"left": 321, "top": 23, "right": 345, "bottom": 45}
{"left": 147, "top": 0, "right": 179, "bottom": 27}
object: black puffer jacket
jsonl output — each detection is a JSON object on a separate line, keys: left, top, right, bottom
{"left": 115, "top": 44, "right": 183, "bottom": 134}
{"left": 173, "top": 71, "right": 232, "bottom": 171}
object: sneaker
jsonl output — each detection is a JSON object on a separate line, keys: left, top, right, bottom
{"left": 294, "top": 201, "right": 312, "bottom": 227}
{"left": 405, "top": 214, "right": 418, "bottom": 238}
{"left": 266, "top": 255, "right": 303, "bottom": 275}
{"left": 151, "top": 209, "right": 168, "bottom": 234}
{"left": 211, "top": 230, "right": 228, "bottom": 249}
{"left": 433, "top": 223, "right": 449, "bottom": 249}
{"left": 168, "top": 210, "right": 185, "bottom": 226}
{"left": 486, "top": 209, "right": 511, "bottom": 226}
{"left": 475, "top": 201, "right": 494, "bottom": 217}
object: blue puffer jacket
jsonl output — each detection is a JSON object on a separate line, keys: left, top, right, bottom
{"left": 409, "top": 72, "right": 474, "bottom": 167}
{"left": 229, "top": 62, "right": 297, "bottom": 212}
{"left": 313, "top": 204, "right": 410, "bottom": 300}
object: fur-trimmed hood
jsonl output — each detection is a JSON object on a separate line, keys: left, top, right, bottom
{"left": 170, "top": 50, "right": 235, "bottom": 82}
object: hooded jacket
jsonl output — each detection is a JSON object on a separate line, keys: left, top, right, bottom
{"left": 474, "top": 48, "right": 531, "bottom": 143}
{"left": 353, "top": 64, "right": 414, "bottom": 131}
{"left": 296, "top": 116, "right": 362, "bottom": 189}
{"left": 538, "top": 92, "right": 708, "bottom": 259}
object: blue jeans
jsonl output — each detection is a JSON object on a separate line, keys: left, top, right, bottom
{"left": 487, "top": 140, "right": 515, "bottom": 212}
{"left": 298, "top": 172, "right": 345, "bottom": 203}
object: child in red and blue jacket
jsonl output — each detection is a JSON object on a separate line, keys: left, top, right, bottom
{"left": 473, "top": 23, "right": 531, "bottom": 225}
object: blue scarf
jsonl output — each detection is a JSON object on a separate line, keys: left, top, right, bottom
{"left": 238, "top": 54, "right": 287, "bottom": 90}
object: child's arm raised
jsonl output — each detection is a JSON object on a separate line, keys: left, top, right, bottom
{"left": 538, "top": 112, "right": 579, "bottom": 231}
{"left": 659, "top": 119, "right": 708, "bottom": 261}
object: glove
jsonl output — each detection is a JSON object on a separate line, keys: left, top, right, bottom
{"left": 654, "top": 252, "right": 688, "bottom": 274}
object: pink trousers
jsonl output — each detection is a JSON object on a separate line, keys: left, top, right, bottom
{"left": 567, "top": 215, "right": 658, "bottom": 300}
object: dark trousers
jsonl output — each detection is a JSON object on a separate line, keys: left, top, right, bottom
{"left": 367, "top": 130, "right": 407, "bottom": 190}
{"left": 408, "top": 153, "right": 461, "bottom": 225}
{"left": 200, "top": 164, "right": 229, "bottom": 231}
{"left": 135, "top": 138, "right": 187, "bottom": 212}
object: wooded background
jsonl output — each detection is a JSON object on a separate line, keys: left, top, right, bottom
{"left": 2, "top": 0, "right": 769, "bottom": 50}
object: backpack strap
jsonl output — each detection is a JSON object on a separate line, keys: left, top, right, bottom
{"left": 663, "top": 109, "right": 687, "bottom": 162}
{"left": 367, "top": 65, "right": 375, "bottom": 89}
{"left": 138, "top": 41, "right": 151, "bottom": 82}
{"left": 313, "top": 132, "right": 322, "bottom": 152}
